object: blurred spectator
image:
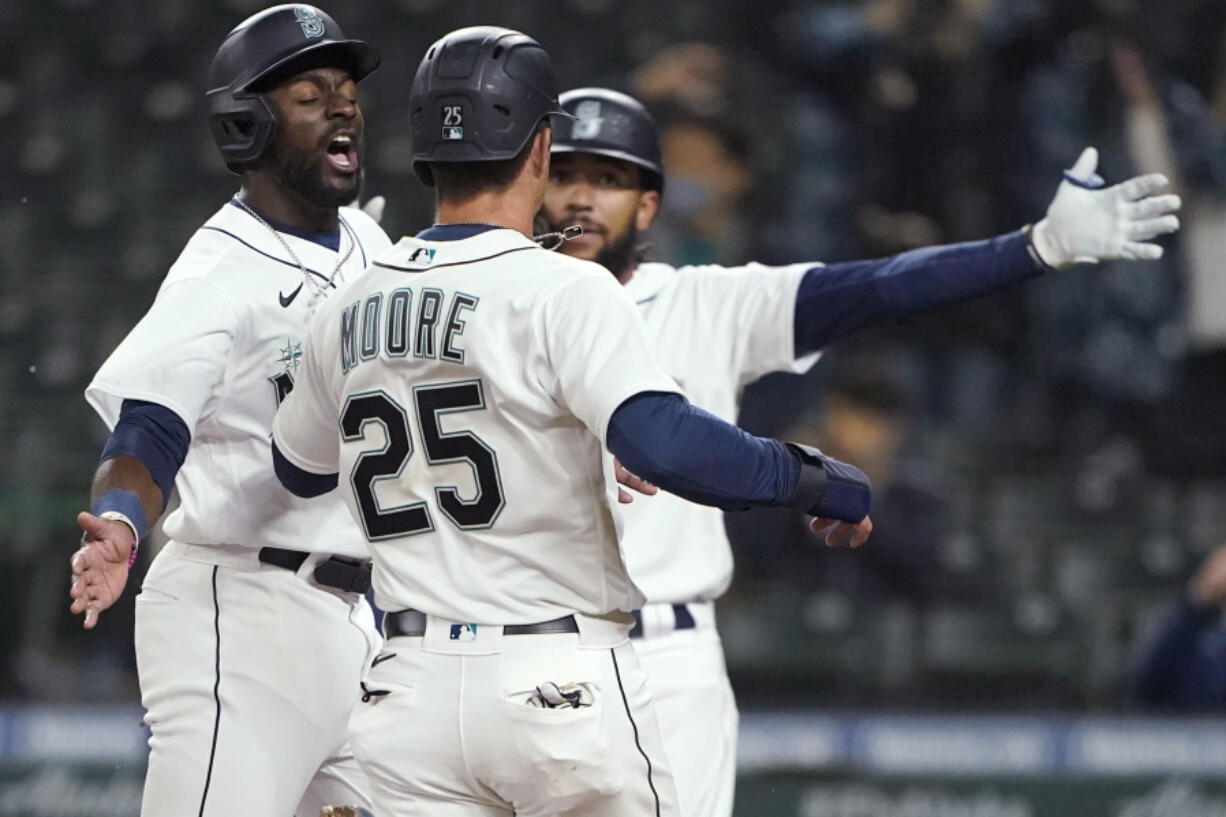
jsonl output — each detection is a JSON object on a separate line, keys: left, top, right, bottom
{"left": 1107, "top": 24, "right": 1226, "bottom": 475}
{"left": 745, "top": 0, "right": 1035, "bottom": 248}
{"left": 631, "top": 42, "right": 731, "bottom": 117}
{"left": 794, "top": 360, "right": 948, "bottom": 603}
{"left": 731, "top": 357, "right": 947, "bottom": 604}
{"left": 1018, "top": 29, "right": 1185, "bottom": 413}
{"left": 1135, "top": 544, "right": 1226, "bottom": 709}
{"left": 649, "top": 110, "right": 753, "bottom": 266}
{"left": 736, "top": 0, "right": 1045, "bottom": 443}
{"left": 629, "top": 42, "right": 766, "bottom": 266}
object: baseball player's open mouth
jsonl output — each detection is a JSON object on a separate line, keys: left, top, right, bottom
{"left": 326, "top": 133, "right": 357, "bottom": 173}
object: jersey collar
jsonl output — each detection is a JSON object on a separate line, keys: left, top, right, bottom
{"left": 415, "top": 223, "right": 502, "bottom": 241}
{"left": 227, "top": 199, "right": 341, "bottom": 251}
{"left": 375, "top": 227, "right": 539, "bottom": 272}
{"left": 201, "top": 201, "right": 368, "bottom": 282}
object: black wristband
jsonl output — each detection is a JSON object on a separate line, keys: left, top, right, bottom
{"left": 782, "top": 443, "right": 872, "bottom": 522}
{"left": 782, "top": 443, "right": 829, "bottom": 515}
{"left": 1022, "top": 224, "right": 1057, "bottom": 273}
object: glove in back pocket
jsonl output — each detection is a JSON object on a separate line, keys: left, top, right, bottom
{"left": 497, "top": 682, "right": 624, "bottom": 812}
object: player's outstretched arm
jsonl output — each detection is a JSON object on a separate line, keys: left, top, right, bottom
{"left": 788, "top": 147, "right": 1181, "bottom": 357}
{"left": 613, "top": 437, "right": 865, "bottom": 543}
{"left": 607, "top": 392, "right": 872, "bottom": 547}
{"left": 70, "top": 456, "right": 164, "bottom": 630}
{"left": 71, "top": 400, "right": 187, "bottom": 629}
{"left": 1030, "top": 146, "right": 1180, "bottom": 267}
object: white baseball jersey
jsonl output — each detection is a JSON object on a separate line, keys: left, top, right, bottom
{"left": 86, "top": 201, "right": 391, "bottom": 558}
{"left": 618, "top": 261, "right": 820, "bottom": 603}
{"left": 273, "top": 227, "right": 682, "bottom": 623}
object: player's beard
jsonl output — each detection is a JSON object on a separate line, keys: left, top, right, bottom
{"left": 595, "top": 221, "right": 640, "bottom": 279}
{"left": 273, "top": 141, "right": 364, "bottom": 210}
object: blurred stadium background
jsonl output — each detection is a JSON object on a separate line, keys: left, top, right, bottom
{"left": 6, "top": 0, "right": 1226, "bottom": 814}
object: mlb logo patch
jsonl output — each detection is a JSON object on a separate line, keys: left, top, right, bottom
{"left": 449, "top": 623, "right": 478, "bottom": 641}
{"left": 409, "top": 247, "right": 436, "bottom": 264}
{"left": 442, "top": 127, "right": 464, "bottom": 141}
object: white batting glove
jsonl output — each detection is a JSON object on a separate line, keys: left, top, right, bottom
{"left": 1030, "top": 147, "right": 1181, "bottom": 268}
{"left": 347, "top": 195, "right": 386, "bottom": 224}
{"left": 360, "top": 195, "right": 386, "bottom": 224}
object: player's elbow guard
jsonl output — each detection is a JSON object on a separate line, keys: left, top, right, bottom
{"left": 271, "top": 439, "right": 339, "bottom": 498}
{"left": 782, "top": 444, "right": 871, "bottom": 523}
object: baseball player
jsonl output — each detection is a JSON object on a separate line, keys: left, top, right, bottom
{"left": 67, "top": 6, "right": 390, "bottom": 815}
{"left": 538, "top": 87, "right": 1184, "bottom": 817}
{"left": 271, "top": 26, "right": 873, "bottom": 817}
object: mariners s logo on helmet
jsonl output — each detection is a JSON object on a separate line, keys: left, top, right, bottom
{"left": 572, "top": 100, "right": 604, "bottom": 140}
{"left": 294, "top": 6, "right": 326, "bottom": 39}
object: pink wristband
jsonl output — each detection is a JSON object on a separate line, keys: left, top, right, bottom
{"left": 98, "top": 511, "right": 140, "bottom": 567}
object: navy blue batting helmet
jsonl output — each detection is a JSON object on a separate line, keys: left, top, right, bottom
{"left": 206, "top": 5, "right": 380, "bottom": 172}
{"left": 552, "top": 88, "right": 664, "bottom": 194}
{"left": 409, "top": 26, "right": 571, "bottom": 187}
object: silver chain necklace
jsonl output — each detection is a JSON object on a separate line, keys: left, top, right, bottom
{"left": 233, "top": 197, "right": 357, "bottom": 303}
{"left": 534, "top": 224, "right": 584, "bottom": 251}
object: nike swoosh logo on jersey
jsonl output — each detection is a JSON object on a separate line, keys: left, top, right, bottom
{"left": 279, "top": 283, "right": 303, "bottom": 308}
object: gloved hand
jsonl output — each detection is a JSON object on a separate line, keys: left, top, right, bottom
{"left": 1030, "top": 147, "right": 1181, "bottom": 268}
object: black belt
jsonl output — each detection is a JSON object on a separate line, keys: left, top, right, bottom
{"left": 629, "top": 603, "right": 696, "bottom": 638}
{"left": 383, "top": 609, "right": 579, "bottom": 638}
{"left": 258, "top": 547, "right": 372, "bottom": 595}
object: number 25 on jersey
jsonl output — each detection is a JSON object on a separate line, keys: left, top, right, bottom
{"left": 341, "top": 379, "right": 504, "bottom": 541}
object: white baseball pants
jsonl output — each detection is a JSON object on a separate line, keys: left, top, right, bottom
{"left": 350, "top": 610, "right": 679, "bottom": 817}
{"left": 632, "top": 601, "right": 738, "bottom": 817}
{"left": 134, "top": 541, "right": 380, "bottom": 816}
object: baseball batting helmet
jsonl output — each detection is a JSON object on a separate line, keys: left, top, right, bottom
{"left": 552, "top": 88, "right": 664, "bottom": 194}
{"left": 409, "top": 26, "right": 571, "bottom": 187}
{"left": 207, "top": 4, "right": 380, "bottom": 172}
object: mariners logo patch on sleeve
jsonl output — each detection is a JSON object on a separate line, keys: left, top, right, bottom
{"left": 442, "top": 105, "right": 464, "bottom": 141}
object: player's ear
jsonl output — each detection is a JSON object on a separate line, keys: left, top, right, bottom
{"left": 635, "top": 189, "right": 660, "bottom": 231}
{"left": 528, "top": 124, "right": 552, "bottom": 180}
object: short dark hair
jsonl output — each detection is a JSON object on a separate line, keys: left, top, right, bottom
{"left": 429, "top": 122, "right": 547, "bottom": 204}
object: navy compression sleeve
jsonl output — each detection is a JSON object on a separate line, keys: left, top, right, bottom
{"left": 1134, "top": 600, "right": 1226, "bottom": 709}
{"left": 607, "top": 392, "right": 870, "bottom": 521}
{"left": 794, "top": 231, "right": 1040, "bottom": 356}
{"left": 100, "top": 399, "right": 191, "bottom": 509}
